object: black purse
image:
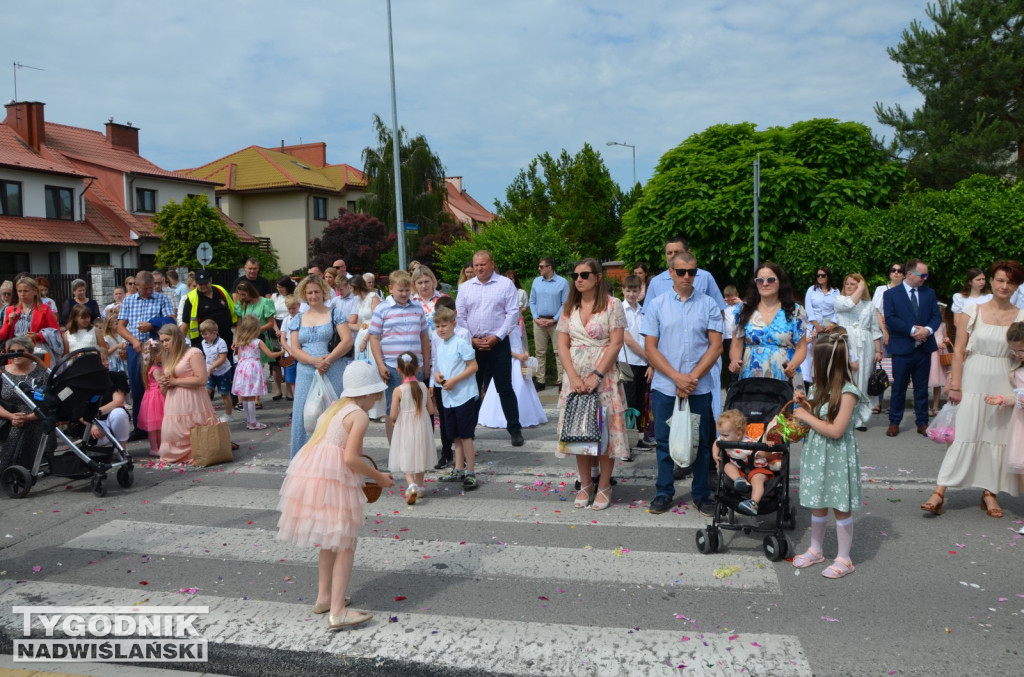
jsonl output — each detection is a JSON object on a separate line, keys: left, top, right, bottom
{"left": 326, "top": 307, "right": 353, "bottom": 358}
{"left": 867, "top": 362, "right": 890, "bottom": 396}
{"left": 559, "top": 392, "right": 602, "bottom": 443}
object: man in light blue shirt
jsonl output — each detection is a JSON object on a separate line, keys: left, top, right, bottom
{"left": 644, "top": 237, "right": 727, "bottom": 421}
{"left": 641, "top": 251, "right": 723, "bottom": 517}
{"left": 528, "top": 256, "right": 569, "bottom": 390}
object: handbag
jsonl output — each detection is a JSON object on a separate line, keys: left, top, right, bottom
{"left": 189, "top": 419, "right": 233, "bottom": 467}
{"left": 559, "top": 391, "right": 602, "bottom": 443}
{"left": 668, "top": 396, "right": 701, "bottom": 468}
{"left": 303, "top": 372, "right": 339, "bottom": 434}
{"left": 361, "top": 455, "right": 383, "bottom": 503}
{"left": 867, "top": 362, "right": 890, "bottom": 396}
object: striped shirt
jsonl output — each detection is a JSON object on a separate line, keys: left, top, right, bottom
{"left": 368, "top": 299, "right": 428, "bottom": 368}
{"left": 118, "top": 292, "right": 175, "bottom": 342}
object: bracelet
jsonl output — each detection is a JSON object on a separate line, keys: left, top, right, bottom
{"left": 949, "top": 388, "right": 961, "bottom": 392}
{"left": 592, "top": 369, "right": 604, "bottom": 379}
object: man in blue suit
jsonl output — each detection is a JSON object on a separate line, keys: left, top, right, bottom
{"left": 883, "top": 259, "right": 941, "bottom": 436}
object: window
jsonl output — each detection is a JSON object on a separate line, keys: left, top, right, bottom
{"left": 78, "top": 252, "right": 110, "bottom": 272}
{"left": 347, "top": 200, "right": 357, "bottom": 213}
{"left": 48, "top": 252, "right": 61, "bottom": 275}
{"left": 0, "top": 180, "right": 23, "bottom": 216}
{"left": 45, "top": 186, "right": 73, "bottom": 220}
{"left": 215, "top": 196, "right": 222, "bottom": 209}
{"left": 136, "top": 188, "right": 157, "bottom": 213}
{"left": 313, "top": 196, "right": 328, "bottom": 220}
{"left": 0, "top": 252, "right": 30, "bottom": 275}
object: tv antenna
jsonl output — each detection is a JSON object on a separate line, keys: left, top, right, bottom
{"left": 13, "top": 62, "right": 44, "bottom": 101}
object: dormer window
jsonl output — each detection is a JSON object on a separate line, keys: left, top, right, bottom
{"left": 0, "top": 180, "right": 23, "bottom": 217}
{"left": 45, "top": 185, "right": 73, "bottom": 220}
{"left": 136, "top": 188, "right": 157, "bottom": 213}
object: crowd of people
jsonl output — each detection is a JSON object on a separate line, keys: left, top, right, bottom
{"left": 4, "top": 246, "right": 1023, "bottom": 628}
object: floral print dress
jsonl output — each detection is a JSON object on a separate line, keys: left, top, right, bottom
{"left": 555, "top": 298, "right": 629, "bottom": 459}
{"left": 734, "top": 304, "right": 807, "bottom": 380}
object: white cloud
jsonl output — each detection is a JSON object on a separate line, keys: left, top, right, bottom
{"left": 2, "top": 0, "right": 928, "bottom": 208}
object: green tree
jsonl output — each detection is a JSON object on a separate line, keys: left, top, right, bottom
{"left": 617, "top": 119, "right": 905, "bottom": 286}
{"left": 793, "top": 174, "right": 1024, "bottom": 299}
{"left": 495, "top": 144, "right": 622, "bottom": 260}
{"left": 435, "top": 216, "right": 580, "bottom": 291}
{"left": 152, "top": 195, "right": 278, "bottom": 274}
{"left": 358, "top": 114, "right": 453, "bottom": 266}
{"left": 875, "top": 0, "right": 1024, "bottom": 189}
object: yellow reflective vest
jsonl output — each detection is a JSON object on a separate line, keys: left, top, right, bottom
{"left": 186, "top": 285, "right": 237, "bottom": 339}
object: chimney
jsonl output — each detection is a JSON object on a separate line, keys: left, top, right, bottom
{"left": 449, "top": 176, "right": 463, "bottom": 192}
{"left": 4, "top": 101, "right": 46, "bottom": 152}
{"left": 105, "top": 120, "right": 139, "bottom": 154}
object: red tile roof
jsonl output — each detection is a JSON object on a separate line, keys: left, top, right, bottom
{"left": 0, "top": 210, "right": 133, "bottom": 247}
{"left": 0, "top": 125, "right": 90, "bottom": 177}
{"left": 445, "top": 177, "right": 495, "bottom": 225}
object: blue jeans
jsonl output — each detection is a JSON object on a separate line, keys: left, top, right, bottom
{"left": 652, "top": 390, "right": 714, "bottom": 502}
{"left": 126, "top": 343, "right": 144, "bottom": 430}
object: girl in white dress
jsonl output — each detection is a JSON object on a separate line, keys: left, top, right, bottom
{"left": 63, "top": 304, "right": 102, "bottom": 355}
{"left": 388, "top": 353, "right": 436, "bottom": 504}
{"left": 478, "top": 325, "right": 548, "bottom": 429}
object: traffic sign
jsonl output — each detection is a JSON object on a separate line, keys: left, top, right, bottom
{"left": 196, "top": 242, "right": 213, "bottom": 267}
{"left": 404, "top": 222, "right": 419, "bottom": 232}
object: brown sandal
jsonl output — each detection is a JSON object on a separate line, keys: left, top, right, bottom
{"left": 979, "top": 491, "right": 1003, "bottom": 518}
{"left": 921, "top": 490, "right": 945, "bottom": 515}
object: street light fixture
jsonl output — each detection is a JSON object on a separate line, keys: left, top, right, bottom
{"left": 605, "top": 140, "right": 636, "bottom": 187}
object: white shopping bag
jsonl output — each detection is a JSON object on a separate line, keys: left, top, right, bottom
{"left": 668, "top": 396, "right": 701, "bottom": 468}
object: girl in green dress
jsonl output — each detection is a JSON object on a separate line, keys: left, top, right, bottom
{"left": 791, "top": 332, "right": 867, "bottom": 579}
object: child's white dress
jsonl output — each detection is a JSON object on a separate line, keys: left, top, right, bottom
{"left": 388, "top": 382, "right": 437, "bottom": 473}
{"left": 478, "top": 329, "right": 548, "bottom": 428}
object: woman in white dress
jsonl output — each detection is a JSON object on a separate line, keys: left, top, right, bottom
{"left": 951, "top": 267, "right": 992, "bottom": 317}
{"left": 351, "top": 275, "right": 384, "bottom": 419}
{"left": 833, "top": 274, "right": 882, "bottom": 430}
{"left": 479, "top": 326, "right": 547, "bottom": 429}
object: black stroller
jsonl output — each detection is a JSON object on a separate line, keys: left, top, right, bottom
{"left": 695, "top": 377, "right": 797, "bottom": 561}
{"left": 0, "top": 347, "right": 133, "bottom": 498}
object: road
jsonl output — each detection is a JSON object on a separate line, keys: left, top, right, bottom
{"left": 1, "top": 389, "right": 1021, "bottom": 677}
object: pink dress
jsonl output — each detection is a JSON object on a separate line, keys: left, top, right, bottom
{"left": 277, "top": 401, "right": 366, "bottom": 551}
{"left": 1008, "top": 367, "right": 1024, "bottom": 473}
{"left": 137, "top": 366, "right": 166, "bottom": 432}
{"left": 388, "top": 381, "right": 436, "bottom": 473}
{"left": 159, "top": 348, "right": 216, "bottom": 464}
{"left": 231, "top": 340, "right": 267, "bottom": 397}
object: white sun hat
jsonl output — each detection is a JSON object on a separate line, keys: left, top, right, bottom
{"left": 341, "top": 361, "right": 386, "bottom": 398}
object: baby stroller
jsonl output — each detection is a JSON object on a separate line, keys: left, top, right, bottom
{"left": 0, "top": 347, "right": 133, "bottom": 498}
{"left": 695, "top": 377, "right": 797, "bottom": 561}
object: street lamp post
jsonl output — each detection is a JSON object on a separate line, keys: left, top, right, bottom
{"left": 386, "top": 0, "right": 406, "bottom": 270}
{"left": 605, "top": 141, "right": 636, "bottom": 187}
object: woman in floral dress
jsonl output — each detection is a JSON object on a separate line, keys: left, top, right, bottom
{"left": 555, "top": 258, "right": 627, "bottom": 511}
{"left": 728, "top": 263, "right": 807, "bottom": 383}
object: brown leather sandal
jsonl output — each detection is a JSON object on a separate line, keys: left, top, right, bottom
{"left": 979, "top": 491, "right": 1003, "bottom": 518}
{"left": 920, "top": 490, "right": 945, "bottom": 515}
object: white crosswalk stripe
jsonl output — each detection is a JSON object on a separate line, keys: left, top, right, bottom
{"left": 1, "top": 582, "right": 812, "bottom": 676}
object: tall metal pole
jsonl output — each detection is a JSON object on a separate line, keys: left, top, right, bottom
{"left": 753, "top": 153, "right": 761, "bottom": 272}
{"left": 386, "top": 0, "right": 406, "bottom": 270}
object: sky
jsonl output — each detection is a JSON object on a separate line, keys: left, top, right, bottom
{"left": 3, "top": 0, "right": 929, "bottom": 211}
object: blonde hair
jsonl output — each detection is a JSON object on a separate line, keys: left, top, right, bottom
{"left": 295, "top": 275, "right": 331, "bottom": 304}
{"left": 389, "top": 270, "right": 413, "bottom": 288}
{"left": 199, "top": 319, "right": 218, "bottom": 334}
{"left": 305, "top": 396, "right": 356, "bottom": 447}
{"left": 717, "top": 409, "right": 747, "bottom": 433}
{"left": 285, "top": 294, "right": 299, "bottom": 308}
{"left": 234, "top": 315, "right": 261, "bottom": 346}
{"left": 141, "top": 339, "right": 163, "bottom": 388}
{"left": 842, "top": 273, "right": 865, "bottom": 294}
{"left": 158, "top": 324, "right": 188, "bottom": 379}
{"left": 433, "top": 306, "right": 456, "bottom": 325}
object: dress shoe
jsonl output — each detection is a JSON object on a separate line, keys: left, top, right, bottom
{"left": 533, "top": 380, "right": 546, "bottom": 391}
{"left": 511, "top": 432, "right": 525, "bottom": 447}
{"left": 917, "top": 424, "right": 928, "bottom": 436}
{"left": 885, "top": 424, "right": 899, "bottom": 437}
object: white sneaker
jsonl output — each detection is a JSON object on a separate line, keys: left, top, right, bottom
{"left": 406, "top": 484, "right": 418, "bottom": 505}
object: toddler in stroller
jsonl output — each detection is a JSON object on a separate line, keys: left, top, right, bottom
{"left": 713, "top": 409, "right": 783, "bottom": 516}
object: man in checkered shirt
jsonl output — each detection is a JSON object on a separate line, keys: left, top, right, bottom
{"left": 116, "top": 270, "right": 175, "bottom": 434}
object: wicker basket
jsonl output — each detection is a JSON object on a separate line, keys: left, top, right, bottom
{"left": 362, "top": 455, "right": 383, "bottom": 503}
{"left": 772, "top": 399, "right": 812, "bottom": 443}
{"left": 939, "top": 338, "right": 954, "bottom": 368}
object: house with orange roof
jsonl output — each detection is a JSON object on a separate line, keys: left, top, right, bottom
{"left": 181, "top": 142, "right": 367, "bottom": 273}
{"left": 0, "top": 101, "right": 255, "bottom": 279}
{"left": 183, "top": 144, "right": 495, "bottom": 273}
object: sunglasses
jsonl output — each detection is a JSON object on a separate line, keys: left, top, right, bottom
{"left": 816, "top": 273, "right": 828, "bottom": 279}
{"left": 908, "top": 271, "right": 929, "bottom": 279}
{"left": 755, "top": 276, "right": 778, "bottom": 285}
{"left": 674, "top": 268, "right": 698, "bottom": 277}
{"left": 889, "top": 268, "right": 904, "bottom": 274}
{"left": 571, "top": 271, "right": 595, "bottom": 281}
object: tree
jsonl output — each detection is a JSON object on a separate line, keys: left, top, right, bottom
{"left": 152, "top": 194, "right": 277, "bottom": 274}
{"left": 616, "top": 119, "right": 905, "bottom": 286}
{"left": 308, "top": 209, "right": 396, "bottom": 274}
{"left": 495, "top": 144, "right": 622, "bottom": 260}
{"left": 791, "top": 174, "right": 1024, "bottom": 298}
{"left": 435, "top": 216, "right": 580, "bottom": 291}
{"left": 358, "top": 113, "right": 453, "bottom": 266}
{"left": 875, "top": 0, "right": 1024, "bottom": 189}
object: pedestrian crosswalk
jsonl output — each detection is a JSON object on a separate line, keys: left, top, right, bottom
{"left": 0, "top": 427, "right": 813, "bottom": 676}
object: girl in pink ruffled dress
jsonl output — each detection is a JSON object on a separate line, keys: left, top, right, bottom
{"left": 136, "top": 340, "right": 165, "bottom": 457}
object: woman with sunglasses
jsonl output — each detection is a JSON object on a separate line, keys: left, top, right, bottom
{"left": 801, "top": 267, "right": 840, "bottom": 388}
{"left": 728, "top": 263, "right": 807, "bottom": 382}
{"left": 870, "top": 264, "right": 906, "bottom": 414}
{"left": 951, "top": 268, "right": 992, "bottom": 318}
{"left": 555, "top": 258, "right": 628, "bottom": 510}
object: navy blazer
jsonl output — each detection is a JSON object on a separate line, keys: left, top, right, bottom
{"left": 883, "top": 284, "right": 941, "bottom": 356}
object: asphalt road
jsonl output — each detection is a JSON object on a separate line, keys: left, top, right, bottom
{"left": 1, "top": 388, "right": 1021, "bottom": 677}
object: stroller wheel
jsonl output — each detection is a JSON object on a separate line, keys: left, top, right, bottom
{"left": 116, "top": 466, "right": 134, "bottom": 489}
{"left": 695, "top": 527, "right": 720, "bottom": 554}
{"left": 763, "top": 535, "right": 786, "bottom": 562}
{"left": 2, "top": 465, "right": 33, "bottom": 499}
{"left": 90, "top": 475, "right": 107, "bottom": 498}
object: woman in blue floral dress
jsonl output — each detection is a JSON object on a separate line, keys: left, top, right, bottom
{"left": 728, "top": 263, "right": 808, "bottom": 382}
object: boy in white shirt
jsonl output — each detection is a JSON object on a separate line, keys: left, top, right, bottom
{"left": 199, "top": 319, "right": 233, "bottom": 417}
{"left": 620, "top": 275, "right": 653, "bottom": 452}
{"left": 433, "top": 306, "right": 480, "bottom": 490}
{"left": 429, "top": 296, "right": 471, "bottom": 470}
